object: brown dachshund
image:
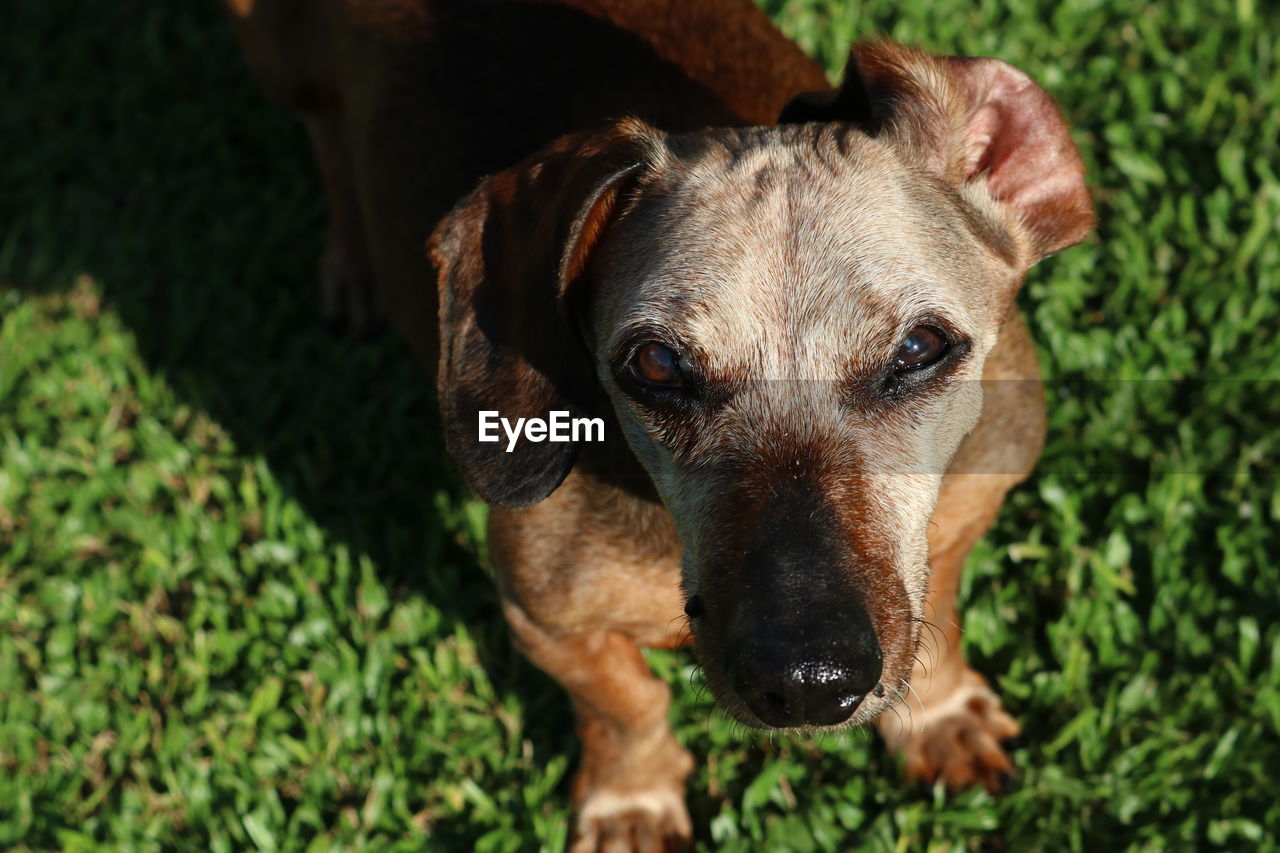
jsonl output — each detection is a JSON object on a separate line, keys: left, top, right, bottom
{"left": 225, "top": 2, "right": 1093, "bottom": 849}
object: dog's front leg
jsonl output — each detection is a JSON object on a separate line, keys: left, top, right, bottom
{"left": 503, "top": 600, "right": 694, "bottom": 852}
{"left": 301, "top": 113, "right": 380, "bottom": 335}
{"left": 877, "top": 317, "right": 1046, "bottom": 793}
{"left": 875, "top": 471, "right": 1023, "bottom": 793}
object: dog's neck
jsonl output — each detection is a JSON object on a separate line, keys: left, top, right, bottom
{"left": 573, "top": 425, "right": 680, "bottom": 555}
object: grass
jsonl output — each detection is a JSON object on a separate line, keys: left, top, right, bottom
{"left": 1, "top": 0, "right": 1277, "bottom": 849}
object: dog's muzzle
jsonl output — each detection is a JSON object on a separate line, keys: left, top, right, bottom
{"left": 708, "top": 476, "right": 885, "bottom": 727}
{"left": 726, "top": 603, "right": 882, "bottom": 727}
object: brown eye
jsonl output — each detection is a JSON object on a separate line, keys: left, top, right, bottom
{"left": 895, "top": 326, "right": 948, "bottom": 370}
{"left": 632, "top": 342, "right": 683, "bottom": 387}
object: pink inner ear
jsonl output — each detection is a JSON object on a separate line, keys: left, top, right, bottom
{"left": 962, "top": 103, "right": 1001, "bottom": 180}
{"left": 953, "top": 58, "right": 1094, "bottom": 258}
{"left": 961, "top": 67, "right": 1059, "bottom": 201}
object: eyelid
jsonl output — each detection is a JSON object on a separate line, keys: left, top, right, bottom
{"left": 900, "top": 318, "right": 948, "bottom": 339}
{"left": 894, "top": 318, "right": 962, "bottom": 353}
{"left": 610, "top": 328, "right": 679, "bottom": 365}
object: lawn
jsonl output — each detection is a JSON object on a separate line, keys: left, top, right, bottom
{"left": 2, "top": 0, "right": 1278, "bottom": 850}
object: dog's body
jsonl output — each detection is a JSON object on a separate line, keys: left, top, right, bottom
{"left": 223, "top": 0, "right": 827, "bottom": 363}
{"left": 227, "top": 3, "right": 1093, "bottom": 849}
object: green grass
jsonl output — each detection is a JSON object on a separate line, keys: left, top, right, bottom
{"left": 2, "top": 0, "right": 1278, "bottom": 849}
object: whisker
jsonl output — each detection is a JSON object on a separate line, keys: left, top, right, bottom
{"left": 912, "top": 616, "right": 949, "bottom": 660}
{"left": 912, "top": 634, "right": 938, "bottom": 675}
{"left": 888, "top": 702, "right": 906, "bottom": 740}
{"left": 902, "top": 678, "right": 926, "bottom": 735}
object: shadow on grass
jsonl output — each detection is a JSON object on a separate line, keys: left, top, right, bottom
{"left": 3, "top": 0, "right": 582, "bottom": 798}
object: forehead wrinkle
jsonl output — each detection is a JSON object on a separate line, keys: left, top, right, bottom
{"left": 685, "top": 149, "right": 853, "bottom": 344}
{"left": 764, "top": 163, "right": 967, "bottom": 373}
{"left": 633, "top": 153, "right": 799, "bottom": 373}
{"left": 601, "top": 125, "right": 994, "bottom": 376}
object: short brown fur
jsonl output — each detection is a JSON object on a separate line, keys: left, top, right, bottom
{"left": 227, "top": 6, "right": 1092, "bottom": 850}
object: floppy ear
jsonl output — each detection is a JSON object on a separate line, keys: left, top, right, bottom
{"left": 429, "top": 119, "right": 661, "bottom": 508}
{"left": 780, "top": 41, "right": 1094, "bottom": 262}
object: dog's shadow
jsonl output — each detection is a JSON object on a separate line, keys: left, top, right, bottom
{"left": 8, "top": 0, "right": 579, "bottom": 820}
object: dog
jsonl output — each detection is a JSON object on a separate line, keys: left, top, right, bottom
{"left": 225, "top": 2, "right": 1093, "bottom": 849}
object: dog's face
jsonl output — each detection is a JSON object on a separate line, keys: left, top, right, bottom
{"left": 586, "top": 125, "right": 1022, "bottom": 727}
{"left": 432, "top": 43, "right": 1092, "bottom": 730}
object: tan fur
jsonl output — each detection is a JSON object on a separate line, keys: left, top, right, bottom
{"left": 227, "top": 7, "right": 1092, "bottom": 848}
{"left": 445, "top": 100, "right": 1085, "bottom": 846}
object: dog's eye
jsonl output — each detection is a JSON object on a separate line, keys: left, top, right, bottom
{"left": 631, "top": 342, "right": 683, "bottom": 387}
{"left": 894, "top": 326, "right": 948, "bottom": 370}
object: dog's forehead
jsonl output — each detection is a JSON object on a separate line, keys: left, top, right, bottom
{"left": 602, "top": 125, "right": 1005, "bottom": 377}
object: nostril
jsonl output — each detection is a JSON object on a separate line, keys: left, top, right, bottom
{"left": 803, "top": 688, "right": 862, "bottom": 727}
{"left": 684, "top": 594, "right": 704, "bottom": 618}
{"left": 755, "top": 691, "right": 792, "bottom": 726}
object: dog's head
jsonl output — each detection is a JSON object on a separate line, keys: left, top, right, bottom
{"left": 431, "top": 42, "right": 1092, "bottom": 729}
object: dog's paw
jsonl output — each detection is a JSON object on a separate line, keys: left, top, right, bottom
{"left": 571, "top": 789, "right": 692, "bottom": 853}
{"left": 895, "top": 672, "right": 1020, "bottom": 794}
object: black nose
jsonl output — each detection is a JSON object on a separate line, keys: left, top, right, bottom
{"left": 730, "top": 638, "right": 882, "bottom": 728}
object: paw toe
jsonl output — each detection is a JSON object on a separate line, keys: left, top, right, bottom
{"left": 573, "top": 791, "right": 691, "bottom": 853}
{"left": 900, "top": 682, "right": 1021, "bottom": 795}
